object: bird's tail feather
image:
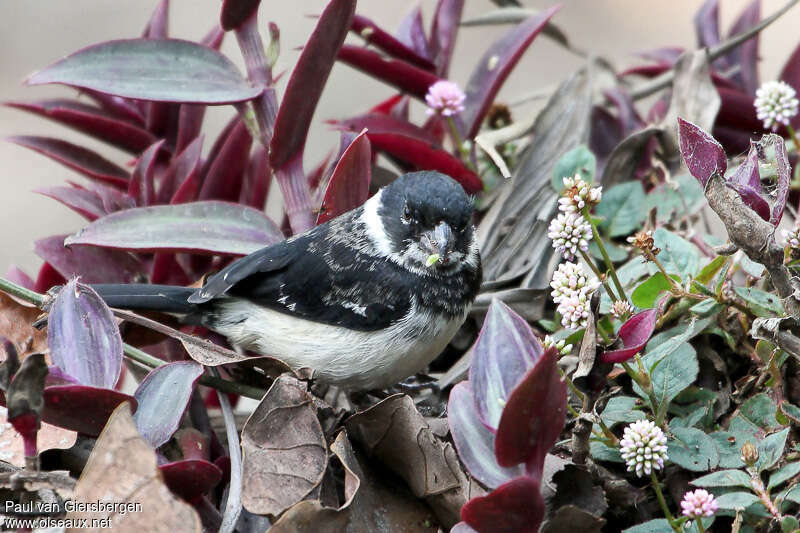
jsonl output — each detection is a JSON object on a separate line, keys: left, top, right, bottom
{"left": 91, "top": 284, "right": 197, "bottom": 314}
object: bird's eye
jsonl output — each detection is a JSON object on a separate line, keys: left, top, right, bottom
{"left": 402, "top": 206, "right": 412, "bottom": 223}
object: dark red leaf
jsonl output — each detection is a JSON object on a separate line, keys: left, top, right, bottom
{"left": 307, "top": 151, "right": 333, "bottom": 191}
{"left": 41, "top": 385, "right": 135, "bottom": 437}
{"left": 494, "top": 348, "right": 565, "bottom": 480}
{"left": 461, "top": 5, "right": 560, "bottom": 138}
{"left": 88, "top": 181, "right": 136, "bottom": 214}
{"left": 160, "top": 459, "right": 223, "bottom": 502}
{"left": 694, "top": 0, "right": 721, "bottom": 49}
{"left": 5, "top": 100, "right": 158, "bottom": 154}
{"left": 175, "top": 104, "right": 206, "bottom": 154}
{"left": 270, "top": 0, "right": 356, "bottom": 170}
{"left": 461, "top": 476, "right": 544, "bottom": 533}
{"left": 677, "top": 117, "right": 727, "bottom": 187}
{"left": 396, "top": 4, "right": 431, "bottom": 61}
{"left": 220, "top": 0, "right": 260, "bottom": 31}
{"left": 780, "top": 41, "right": 800, "bottom": 127}
{"left": 727, "top": 182, "right": 771, "bottom": 221}
{"left": 239, "top": 145, "right": 270, "bottom": 210}
{"left": 430, "top": 0, "right": 465, "bottom": 76}
{"left": 725, "top": 0, "right": 760, "bottom": 95}
{"left": 369, "top": 94, "right": 407, "bottom": 115}
{"left": 600, "top": 309, "right": 657, "bottom": 364}
{"left": 200, "top": 24, "right": 226, "bottom": 51}
{"left": 351, "top": 15, "right": 435, "bottom": 71}
{"left": 620, "top": 62, "right": 742, "bottom": 91}
{"left": 337, "top": 45, "right": 442, "bottom": 100}
{"left": 332, "top": 112, "right": 439, "bottom": 145}
{"left": 34, "top": 263, "right": 66, "bottom": 293}
{"left": 83, "top": 91, "right": 146, "bottom": 125}
{"left": 150, "top": 253, "right": 190, "bottom": 285}
{"left": 129, "top": 140, "right": 165, "bottom": 206}
{"left": 199, "top": 118, "right": 252, "bottom": 201}
{"left": 317, "top": 130, "right": 371, "bottom": 224}
{"left": 6, "top": 136, "right": 129, "bottom": 188}
{"left": 728, "top": 140, "right": 760, "bottom": 189}
{"left": 142, "top": 0, "right": 169, "bottom": 39}
{"left": 36, "top": 186, "right": 106, "bottom": 221}
{"left": 35, "top": 235, "right": 144, "bottom": 284}
{"left": 158, "top": 135, "right": 203, "bottom": 204}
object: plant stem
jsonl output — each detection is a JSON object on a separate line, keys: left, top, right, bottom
{"left": 651, "top": 471, "right": 679, "bottom": 531}
{"left": 559, "top": 367, "right": 586, "bottom": 404}
{"left": 696, "top": 518, "right": 706, "bottom": 533}
{"left": 582, "top": 207, "right": 627, "bottom": 301}
{"left": 787, "top": 124, "right": 800, "bottom": 154}
{"left": 0, "top": 277, "right": 267, "bottom": 401}
{"left": 579, "top": 250, "right": 619, "bottom": 303}
{"left": 446, "top": 116, "right": 475, "bottom": 168}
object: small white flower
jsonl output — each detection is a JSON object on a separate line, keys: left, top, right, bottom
{"left": 783, "top": 226, "right": 800, "bottom": 250}
{"left": 611, "top": 300, "right": 634, "bottom": 320}
{"left": 543, "top": 335, "right": 573, "bottom": 356}
{"left": 754, "top": 80, "right": 799, "bottom": 131}
{"left": 548, "top": 213, "right": 592, "bottom": 260}
{"left": 558, "top": 175, "right": 602, "bottom": 214}
{"left": 425, "top": 80, "right": 466, "bottom": 117}
{"left": 549, "top": 262, "right": 599, "bottom": 330}
{"left": 680, "top": 489, "right": 718, "bottom": 518}
{"left": 619, "top": 420, "right": 668, "bottom": 477}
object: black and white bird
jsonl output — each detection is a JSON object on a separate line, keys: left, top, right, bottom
{"left": 93, "top": 171, "right": 481, "bottom": 390}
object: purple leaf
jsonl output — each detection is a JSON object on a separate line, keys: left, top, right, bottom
{"left": 160, "top": 459, "right": 223, "bottom": 502}
{"left": 88, "top": 181, "right": 136, "bottom": 213}
{"left": 727, "top": 182, "right": 771, "bottom": 221}
{"left": 34, "top": 234, "right": 144, "bottom": 284}
{"left": 317, "top": 131, "right": 371, "bottom": 224}
{"left": 461, "top": 5, "right": 560, "bottom": 139}
{"left": 495, "top": 348, "right": 565, "bottom": 480}
{"left": 27, "top": 39, "right": 261, "bottom": 104}
{"left": 199, "top": 118, "right": 252, "bottom": 202}
{"left": 461, "top": 476, "right": 544, "bottom": 533}
{"left": 767, "top": 134, "right": 790, "bottom": 225}
{"left": 157, "top": 135, "right": 203, "bottom": 204}
{"left": 201, "top": 24, "right": 226, "bottom": 50}
{"left": 694, "top": 0, "right": 721, "bottom": 49}
{"left": 677, "top": 117, "right": 727, "bottom": 187}
{"left": 447, "top": 382, "right": 523, "bottom": 489}
{"left": 725, "top": 1, "right": 760, "bottom": 95}
{"left": 6, "top": 136, "right": 129, "bottom": 187}
{"left": 133, "top": 361, "right": 203, "bottom": 448}
{"left": 396, "top": 4, "right": 431, "bottom": 61}
{"left": 47, "top": 279, "right": 123, "bottom": 389}
{"left": 780, "top": 41, "right": 800, "bottom": 127}
{"left": 600, "top": 309, "right": 657, "bottom": 364}
{"left": 714, "top": 86, "right": 766, "bottom": 152}
{"left": 728, "top": 141, "right": 760, "bottom": 189}
{"left": 83, "top": 91, "right": 146, "bottom": 125}
{"left": 351, "top": 15, "right": 435, "bottom": 71}
{"left": 337, "top": 45, "right": 442, "bottom": 100}
{"left": 36, "top": 186, "right": 107, "bottom": 221}
{"left": 175, "top": 104, "right": 206, "bottom": 154}
{"left": 5, "top": 266, "right": 35, "bottom": 291}
{"left": 220, "top": 0, "right": 260, "bottom": 31}
{"left": 470, "top": 300, "right": 544, "bottom": 430}
{"left": 332, "top": 112, "right": 439, "bottom": 145}
{"left": 65, "top": 201, "right": 283, "bottom": 255}
{"left": 5, "top": 100, "right": 157, "bottom": 154}
{"left": 41, "top": 385, "right": 135, "bottom": 437}
{"left": 430, "top": 0, "right": 465, "bottom": 76}
{"left": 34, "top": 263, "right": 66, "bottom": 293}
{"left": 142, "top": 0, "right": 169, "bottom": 39}
{"left": 150, "top": 253, "right": 190, "bottom": 286}
{"left": 270, "top": 0, "right": 355, "bottom": 171}
{"left": 239, "top": 145, "right": 270, "bottom": 210}
{"left": 129, "top": 140, "right": 165, "bottom": 206}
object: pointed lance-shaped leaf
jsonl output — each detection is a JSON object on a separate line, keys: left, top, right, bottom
{"left": 6, "top": 136, "right": 129, "bottom": 188}
{"left": 199, "top": 118, "right": 252, "bottom": 202}
{"left": 41, "top": 385, "right": 135, "bottom": 437}
{"left": 36, "top": 186, "right": 107, "bottom": 221}
{"left": 239, "top": 145, "right": 270, "bottom": 210}
{"left": 65, "top": 201, "right": 283, "bottom": 256}
{"left": 133, "top": 361, "right": 203, "bottom": 448}
{"left": 725, "top": 1, "right": 760, "bottom": 95}
{"left": 142, "top": 0, "right": 169, "bottom": 39}
{"left": 461, "top": 476, "right": 545, "bottom": 533}
{"left": 157, "top": 135, "right": 203, "bottom": 204}
{"left": 201, "top": 24, "right": 226, "bottom": 51}
{"left": 34, "top": 263, "right": 66, "bottom": 293}
{"left": 83, "top": 91, "right": 146, "bottom": 125}
{"left": 317, "top": 130, "right": 371, "bottom": 224}
{"left": 337, "top": 46, "right": 442, "bottom": 100}
{"left": 727, "top": 182, "right": 771, "bottom": 222}
{"left": 220, "top": 0, "right": 261, "bottom": 31}
{"left": 494, "top": 347, "right": 565, "bottom": 480}
{"left": 678, "top": 117, "right": 727, "bottom": 187}
{"left": 600, "top": 308, "right": 657, "bottom": 364}
{"left": 350, "top": 15, "right": 435, "bottom": 71}
{"left": 129, "top": 140, "right": 165, "bottom": 206}
{"left": 5, "top": 266, "right": 35, "bottom": 291}
{"left": 470, "top": 299, "right": 544, "bottom": 431}
{"left": 780, "top": 40, "right": 800, "bottom": 127}
{"left": 175, "top": 104, "right": 206, "bottom": 154}
{"left": 448, "top": 382, "right": 524, "bottom": 489}
{"left": 461, "top": 5, "right": 561, "bottom": 139}
{"left": 396, "top": 4, "right": 431, "bottom": 61}
{"left": 694, "top": 0, "right": 721, "bottom": 49}
{"left": 34, "top": 234, "right": 145, "bottom": 284}
{"left": 5, "top": 100, "right": 157, "bottom": 154}
{"left": 47, "top": 279, "right": 123, "bottom": 389}
{"left": 26, "top": 39, "right": 261, "bottom": 104}
{"left": 430, "top": 0, "right": 465, "bottom": 76}
{"left": 331, "top": 112, "right": 440, "bottom": 144}
{"left": 728, "top": 139, "right": 761, "bottom": 189}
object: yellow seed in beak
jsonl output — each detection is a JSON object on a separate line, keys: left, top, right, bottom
{"left": 425, "top": 254, "right": 440, "bottom": 267}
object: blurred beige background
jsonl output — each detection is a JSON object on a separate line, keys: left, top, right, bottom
{"left": 1, "top": 0, "right": 798, "bottom": 277}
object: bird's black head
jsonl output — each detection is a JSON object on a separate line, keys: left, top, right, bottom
{"left": 364, "top": 171, "right": 479, "bottom": 275}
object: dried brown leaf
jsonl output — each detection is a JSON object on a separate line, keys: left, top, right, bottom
{"left": 0, "top": 292, "right": 47, "bottom": 358}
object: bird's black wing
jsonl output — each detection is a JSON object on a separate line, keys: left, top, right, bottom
{"left": 191, "top": 218, "right": 413, "bottom": 331}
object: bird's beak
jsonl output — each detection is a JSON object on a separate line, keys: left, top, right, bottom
{"left": 422, "top": 221, "right": 454, "bottom": 267}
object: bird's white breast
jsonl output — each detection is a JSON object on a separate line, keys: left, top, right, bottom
{"left": 211, "top": 298, "right": 466, "bottom": 390}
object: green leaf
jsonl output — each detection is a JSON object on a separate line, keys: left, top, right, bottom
{"left": 690, "top": 299, "right": 722, "bottom": 317}
{"left": 551, "top": 145, "right": 596, "bottom": 191}
{"left": 757, "top": 428, "right": 790, "bottom": 472}
{"left": 780, "top": 402, "right": 800, "bottom": 424}
{"left": 596, "top": 181, "right": 646, "bottom": 237}
{"left": 734, "top": 287, "right": 785, "bottom": 317}
{"left": 768, "top": 461, "right": 800, "bottom": 490}
{"left": 710, "top": 430, "right": 756, "bottom": 469}
{"left": 637, "top": 344, "right": 698, "bottom": 411}
{"left": 651, "top": 228, "right": 701, "bottom": 279}
{"left": 739, "top": 255, "right": 765, "bottom": 278}
{"left": 695, "top": 256, "right": 729, "bottom": 286}
{"left": 715, "top": 491, "right": 761, "bottom": 511}
{"left": 27, "top": 39, "right": 261, "bottom": 104}
{"left": 690, "top": 469, "right": 752, "bottom": 489}
{"left": 631, "top": 273, "right": 678, "bottom": 308}
{"left": 669, "top": 404, "right": 708, "bottom": 429}
{"left": 622, "top": 519, "right": 674, "bottom": 533}
{"left": 667, "top": 427, "right": 719, "bottom": 472}
{"left": 739, "top": 393, "right": 781, "bottom": 431}
{"left": 643, "top": 174, "right": 705, "bottom": 224}
{"left": 784, "top": 485, "right": 800, "bottom": 504}
{"left": 600, "top": 396, "right": 645, "bottom": 427}
{"left": 781, "top": 516, "right": 800, "bottom": 533}
{"left": 589, "top": 439, "right": 622, "bottom": 463}
{"left": 588, "top": 240, "right": 628, "bottom": 262}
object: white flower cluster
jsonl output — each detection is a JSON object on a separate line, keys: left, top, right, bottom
{"left": 611, "top": 299, "right": 633, "bottom": 320}
{"left": 619, "top": 420, "right": 668, "bottom": 477}
{"left": 783, "top": 225, "right": 800, "bottom": 250}
{"left": 550, "top": 262, "right": 600, "bottom": 329}
{"left": 543, "top": 335, "right": 573, "bottom": 356}
{"left": 548, "top": 213, "right": 592, "bottom": 260}
{"left": 558, "top": 175, "right": 602, "bottom": 214}
{"left": 680, "top": 489, "right": 718, "bottom": 519}
{"left": 754, "top": 80, "right": 799, "bottom": 131}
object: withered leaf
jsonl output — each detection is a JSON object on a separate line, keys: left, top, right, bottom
{"left": 345, "top": 394, "right": 459, "bottom": 498}
{"left": 241, "top": 374, "right": 327, "bottom": 517}
{"left": 67, "top": 403, "right": 201, "bottom": 532}
{"left": 0, "top": 292, "right": 47, "bottom": 359}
